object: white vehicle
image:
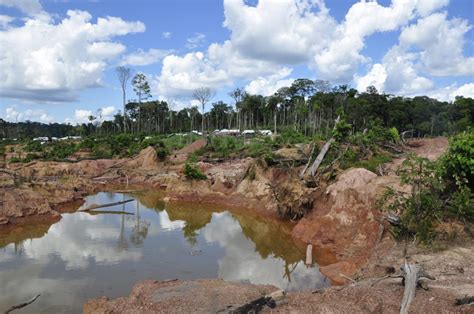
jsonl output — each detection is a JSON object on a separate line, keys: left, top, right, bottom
{"left": 259, "top": 130, "right": 273, "bottom": 136}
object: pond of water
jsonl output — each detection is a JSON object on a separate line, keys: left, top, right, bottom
{"left": 0, "top": 191, "right": 330, "bottom": 313}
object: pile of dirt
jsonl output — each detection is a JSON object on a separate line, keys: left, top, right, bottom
{"left": 170, "top": 139, "right": 207, "bottom": 163}
{"left": 84, "top": 279, "right": 278, "bottom": 313}
{"left": 0, "top": 188, "right": 59, "bottom": 225}
{"left": 124, "top": 146, "right": 158, "bottom": 169}
{"left": 291, "top": 168, "right": 410, "bottom": 284}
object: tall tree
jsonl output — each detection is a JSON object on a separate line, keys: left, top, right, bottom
{"left": 116, "top": 66, "right": 132, "bottom": 132}
{"left": 193, "top": 87, "right": 215, "bottom": 133}
{"left": 132, "top": 73, "right": 151, "bottom": 103}
{"left": 132, "top": 73, "right": 151, "bottom": 133}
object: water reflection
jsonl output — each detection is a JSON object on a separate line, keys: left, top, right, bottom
{"left": 0, "top": 192, "right": 330, "bottom": 312}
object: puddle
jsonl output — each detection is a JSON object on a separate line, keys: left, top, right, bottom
{"left": 0, "top": 191, "right": 330, "bottom": 313}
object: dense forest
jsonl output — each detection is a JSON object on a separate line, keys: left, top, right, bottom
{"left": 1, "top": 79, "right": 473, "bottom": 139}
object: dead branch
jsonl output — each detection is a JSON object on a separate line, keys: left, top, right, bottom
{"left": 4, "top": 294, "right": 40, "bottom": 314}
{"left": 400, "top": 260, "right": 435, "bottom": 314}
{"left": 0, "top": 169, "right": 18, "bottom": 178}
{"left": 86, "top": 210, "right": 134, "bottom": 215}
{"left": 455, "top": 296, "right": 474, "bottom": 306}
{"left": 339, "top": 273, "right": 357, "bottom": 283}
{"left": 300, "top": 116, "right": 339, "bottom": 178}
{"left": 79, "top": 199, "right": 134, "bottom": 212}
{"left": 370, "top": 274, "right": 403, "bottom": 287}
{"left": 224, "top": 290, "right": 286, "bottom": 313}
{"left": 300, "top": 142, "right": 316, "bottom": 178}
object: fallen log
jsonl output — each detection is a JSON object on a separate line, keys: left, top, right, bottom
{"left": 86, "top": 210, "right": 134, "bottom": 215}
{"left": 400, "top": 260, "right": 435, "bottom": 314}
{"left": 300, "top": 143, "right": 316, "bottom": 178}
{"left": 4, "top": 294, "right": 40, "bottom": 314}
{"left": 79, "top": 199, "right": 134, "bottom": 212}
{"left": 303, "top": 116, "right": 340, "bottom": 178}
{"left": 307, "top": 138, "right": 335, "bottom": 176}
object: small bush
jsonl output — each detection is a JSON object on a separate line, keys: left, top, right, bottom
{"left": 183, "top": 163, "right": 207, "bottom": 180}
{"left": 25, "top": 140, "right": 43, "bottom": 152}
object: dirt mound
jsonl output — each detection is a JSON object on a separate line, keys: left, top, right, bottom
{"left": 170, "top": 139, "right": 207, "bottom": 163}
{"left": 124, "top": 146, "right": 158, "bottom": 169}
{"left": 84, "top": 279, "right": 278, "bottom": 313}
{"left": 405, "top": 137, "right": 448, "bottom": 160}
{"left": 292, "top": 168, "right": 410, "bottom": 283}
{"left": 0, "top": 188, "right": 59, "bottom": 225}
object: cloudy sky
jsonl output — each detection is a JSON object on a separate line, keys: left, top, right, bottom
{"left": 0, "top": 0, "right": 473, "bottom": 124}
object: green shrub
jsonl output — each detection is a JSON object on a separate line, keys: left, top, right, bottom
{"left": 276, "top": 128, "right": 307, "bottom": 145}
{"left": 440, "top": 130, "right": 473, "bottom": 189}
{"left": 25, "top": 140, "right": 43, "bottom": 152}
{"left": 154, "top": 142, "right": 170, "bottom": 161}
{"left": 183, "top": 163, "right": 207, "bottom": 180}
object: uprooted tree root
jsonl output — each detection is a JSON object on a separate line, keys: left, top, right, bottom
{"left": 266, "top": 182, "right": 314, "bottom": 220}
{"left": 371, "top": 260, "right": 435, "bottom": 314}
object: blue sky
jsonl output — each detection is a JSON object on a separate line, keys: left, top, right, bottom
{"left": 0, "top": 0, "right": 473, "bottom": 124}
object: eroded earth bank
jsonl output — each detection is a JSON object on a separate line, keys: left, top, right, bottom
{"left": 1, "top": 137, "right": 473, "bottom": 313}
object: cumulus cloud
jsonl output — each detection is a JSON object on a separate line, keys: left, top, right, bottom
{"left": 356, "top": 8, "right": 473, "bottom": 100}
{"left": 162, "top": 31, "right": 172, "bottom": 39}
{"left": 427, "top": 83, "right": 474, "bottom": 102}
{"left": 245, "top": 68, "right": 295, "bottom": 96}
{"left": 185, "top": 32, "right": 206, "bottom": 49}
{"left": 120, "top": 48, "right": 171, "bottom": 66}
{"left": 399, "top": 12, "right": 474, "bottom": 76}
{"left": 0, "top": 9, "right": 145, "bottom": 102}
{"left": 73, "top": 106, "right": 116, "bottom": 123}
{"left": 155, "top": 0, "right": 463, "bottom": 102}
{"left": 5, "top": 106, "right": 53, "bottom": 123}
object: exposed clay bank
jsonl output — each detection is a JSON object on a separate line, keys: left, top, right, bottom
{"left": 0, "top": 192, "right": 330, "bottom": 313}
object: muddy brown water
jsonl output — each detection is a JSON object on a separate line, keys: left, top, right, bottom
{"left": 0, "top": 191, "right": 330, "bottom": 313}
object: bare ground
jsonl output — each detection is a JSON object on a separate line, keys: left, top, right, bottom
{"left": 1, "top": 137, "right": 472, "bottom": 313}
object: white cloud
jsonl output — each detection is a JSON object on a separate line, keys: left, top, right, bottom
{"left": 74, "top": 109, "right": 93, "bottom": 123}
{"left": 185, "top": 32, "right": 206, "bottom": 49}
{"left": 155, "top": 0, "right": 460, "bottom": 102}
{"left": 355, "top": 63, "right": 387, "bottom": 92}
{"left": 245, "top": 68, "right": 294, "bottom": 96}
{"left": 0, "top": 9, "right": 145, "bottom": 102}
{"left": 399, "top": 12, "right": 474, "bottom": 76}
{"left": 100, "top": 105, "right": 115, "bottom": 117}
{"left": 223, "top": 0, "right": 336, "bottom": 64}
{"left": 356, "top": 8, "right": 473, "bottom": 99}
{"left": 0, "top": 14, "right": 14, "bottom": 28}
{"left": 73, "top": 106, "right": 116, "bottom": 124}
{"left": 313, "top": 0, "right": 451, "bottom": 83}
{"left": 427, "top": 83, "right": 474, "bottom": 102}
{"left": 154, "top": 51, "right": 232, "bottom": 99}
{"left": 0, "top": 0, "right": 44, "bottom": 16}
{"left": 162, "top": 31, "right": 171, "bottom": 39}
{"left": 5, "top": 106, "right": 53, "bottom": 122}
{"left": 120, "top": 48, "right": 171, "bottom": 66}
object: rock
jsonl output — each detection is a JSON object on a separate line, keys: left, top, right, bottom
{"left": 84, "top": 279, "right": 278, "bottom": 313}
{"left": 319, "top": 261, "right": 358, "bottom": 285}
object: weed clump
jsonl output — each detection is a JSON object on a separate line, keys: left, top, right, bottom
{"left": 183, "top": 162, "right": 207, "bottom": 180}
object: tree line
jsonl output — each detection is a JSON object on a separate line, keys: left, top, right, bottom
{"left": 1, "top": 72, "right": 472, "bottom": 139}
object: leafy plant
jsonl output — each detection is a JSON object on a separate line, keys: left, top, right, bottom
{"left": 183, "top": 162, "right": 207, "bottom": 180}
